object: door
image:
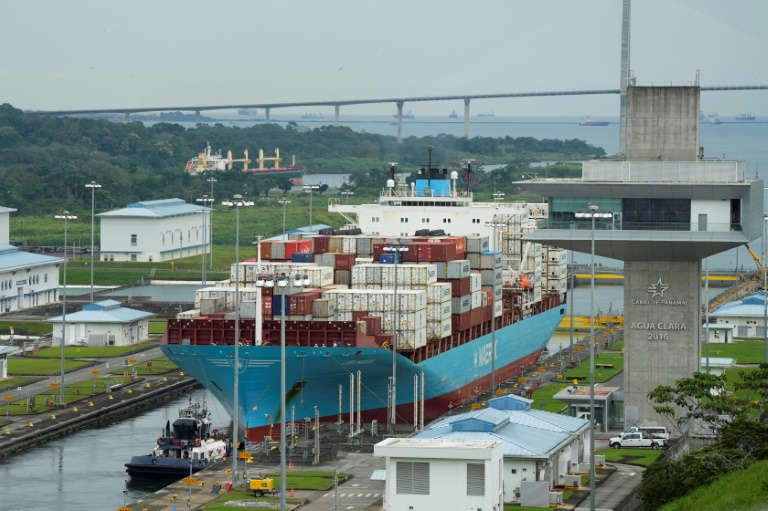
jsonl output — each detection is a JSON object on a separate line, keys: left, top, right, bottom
{"left": 698, "top": 214, "right": 707, "bottom": 231}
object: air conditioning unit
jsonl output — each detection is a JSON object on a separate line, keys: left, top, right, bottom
{"left": 549, "top": 492, "right": 564, "bottom": 505}
{"left": 594, "top": 454, "right": 606, "bottom": 467}
{"left": 563, "top": 475, "right": 581, "bottom": 487}
{"left": 578, "top": 462, "right": 591, "bottom": 473}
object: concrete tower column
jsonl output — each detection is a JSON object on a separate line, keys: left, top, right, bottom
{"left": 395, "top": 100, "right": 404, "bottom": 143}
{"left": 463, "top": 98, "right": 471, "bottom": 139}
{"left": 335, "top": 105, "right": 340, "bottom": 127}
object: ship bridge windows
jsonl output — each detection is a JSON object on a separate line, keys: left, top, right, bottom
{"left": 443, "top": 218, "right": 452, "bottom": 223}
{"left": 421, "top": 218, "right": 430, "bottom": 223}
{"left": 400, "top": 218, "right": 409, "bottom": 223}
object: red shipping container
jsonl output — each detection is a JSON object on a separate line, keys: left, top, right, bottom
{"left": 334, "top": 253, "right": 356, "bottom": 271}
{"left": 285, "top": 240, "right": 312, "bottom": 260}
{"left": 361, "top": 315, "right": 382, "bottom": 335}
{"left": 289, "top": 291, "right": 322, "bottom": 315}
{"left": 417, "top": 242, "right": 456, "bottom": 263}
{"left": 442, "top": 236, "right": 466, "bottom": 255}
{"left": 401, "top": 243, "right": 418, "bottom": 262}
{"left": 452, "top": 311, "right": 471, "bottom": 331}
{"left": 258, "top": 240, "right": 273, "bottom": 259}
{"left": 482, "top": 303, "right": 491, "bottom": 323}
{"left": 313, "top": 235, "right": 331, "bottom": 254}
{"left": 470, "top": 307, "right": 483, "bottom": 327}
{"left": 261, "top": 295, "right": 273, "bottom": 315}
{"left": 444, "top": 277, "right": 471, "bottom": 297}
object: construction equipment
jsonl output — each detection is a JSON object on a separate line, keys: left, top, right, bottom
{"left": 745, "top": 243, "right": 763, "bottom": 269}
{"left": 249, "top": 475, "right": 275, "bottom": 497}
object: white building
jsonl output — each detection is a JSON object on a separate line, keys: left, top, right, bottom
{"left": 374, "top": 438, "right": 503, "bottom": 511}
{"left": 46, "top": 299, "right": 155, "bottom": 346}
{"left": 97, "top": 199, "right": 211, "bottom": 262}
{"left": 410, "top": 394, "right": 590, "bottom": 505}
{"left": 0, "top": 244, "right": 61, "bottom": 313}
{"left": 0, "top": 206, "right": 16, "bottom": 243}
{"left": 709, "top": 291, "right": 768, "bottom": 340}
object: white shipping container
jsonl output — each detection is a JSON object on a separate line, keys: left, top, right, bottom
{"left": 200, "top": 296, "right": 226, "bottom": 315}
{"left": 382, "top": 289, "right": 428, "bottom": 312}
{"left": 337, "top": 312, "right": 353, "bottom": 322}
{"left": 426, "top": 301, "right": 452, "bottom": 321}
{"left": 381, "top": 310, "right": 427, "bottom": 331}
{"left": 469, "top": 272, "right": 482, "bottom": 293}
{"left": 494, "top": 301, "right": 503, "bottom": 318}
{"left": 177, "top": 309, "right": 201, "bottom": 319}
{"left": 471, "top": 291, "right": 483, "bottom": 309}
{"left": 480, "top": 252, "right": 503, "bottom": 269}
{"left": 480, "top": 268, "right": 503, "bottom": 286}
{"left": 312, "top": 298, "right": 336, "bottom": 317}
{"left": 427, "top": 282, "right": 452, "bottom": 302}
{"left": 345, "top": 236, "right": 359, "bottom": 254}
{"left": 466, "top": 236, "right": 490, "bottom": 253}
{"left": 195, "top": 287, "right": 261, "bottom": 310}
{"left": 352, "top": 291, "right": 369, "bottom": 311}
{"left": 452, "top": 295, "right": 471, "bottom": 315}
{"left": 240, "top": 300, "right": 259, "bottom": 319}
{"left": 397, "top": 327, "right": 428, "bottom": 350}
{"left": 427, "top": 318, "right": 453, "bottom": 340}
{"left": 446, "top": 259, "right": 471, "bottom": 279}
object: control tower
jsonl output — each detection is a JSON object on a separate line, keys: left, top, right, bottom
{"left": 516, "top": 85, "right": 763, "bottom": 426}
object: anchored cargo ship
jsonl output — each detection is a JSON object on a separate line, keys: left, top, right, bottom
{"left": 162, "top": 154, "right": 566, "bottom": 443}
{"left": 579, "top": 116, "right": 609, "bottom": 126}
{"left": 184, "top": 144, "right": 303, "bottom": 184}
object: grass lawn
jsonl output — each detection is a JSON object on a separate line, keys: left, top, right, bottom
{"left": 555, "top": 350, "right": 624, "bottom": 384}
{"left": 31, "top": 343, "right": 154, "bottom": 359}
{"left": 202, "top": 471, "right": 345, "bottom": 510}
{"left": 8, "top": 357, "right": 91, "bottom": 376}
{"left": 659, "top": 459, "right": 768, "bottom": 511}
{"left": 600, "top": 447, "right": 662, "bottom": 467}
{"left": 527, "top": 383, "right": 569, "bottom": 413}
{"left": 701, "top": 340, "right": 764, "bottom": 364}
{"left": 149, "top": 319, "right": 168, "bottom": 334}
{"left": 8, "top": 374, "right": 135, "bottom": 414}
{"left": 0, "top": 321, "right": 52, "bottom": 335}
{"left": 0, "top": 376, "right": 37, "bottom": 390}
{"left": 109, "top": 357, "right": 177, "bottom": 375}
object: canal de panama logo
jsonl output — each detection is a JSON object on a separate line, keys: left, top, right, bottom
{"left": 647, "top": 277, "right": 669, "bottom": 298}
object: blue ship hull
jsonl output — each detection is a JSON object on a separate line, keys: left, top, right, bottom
{"left": 162, "top": 305, "right": 564, "bottom": 442}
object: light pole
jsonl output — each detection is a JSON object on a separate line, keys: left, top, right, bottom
{"left": 575, "top": 204, "right": 611, "bottom": 511}
{"left": 85, "top": 181, "right": 101, "bottom": 303}
{"left": 341, "top": 190, "right": 354, "bottom": 204}
{"left": 221, "top": 194, "right": 254, "bottom": 483}
{"left": 196, "top": 195, "right": 214, "bottom": 286}
{"left": 207, "top": 177, "right": 217, "bottom": 269}
{"left": 278, "top": 199, "right": 291, "bottom": 241}
{"left": 764, "top": 214, "right": 768, "bottom": 362}
{"left": 485, "top": 221, "right": 505, "bottom": 393}
{"left": 570, "top": 254, "right": 576, "bottom": 365}
{"left": 174, "top": 228, "right": 183, "bottom": 263}
{"left": 55, "top": 211, "right": 77, "bottom": 406}
{"left": 303, "top": 184, "right": 319, "bottom": 231}
{"left": 256, "top": 272, "right": 309, "bottom": 511}
{"left": 383, "top": 244, "right": 409, "bottom": 433}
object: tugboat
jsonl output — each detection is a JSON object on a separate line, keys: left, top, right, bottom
{"left": 125, "top": 398, "right": 229, "bottom": 480}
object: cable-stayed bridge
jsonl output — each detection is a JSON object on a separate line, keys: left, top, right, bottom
{"left": 26, "top": 0, "right": 768, "bottom": 144}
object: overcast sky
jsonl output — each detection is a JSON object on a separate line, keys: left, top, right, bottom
{"left": 4, "top": 0, "right": 767, "bottom": 117}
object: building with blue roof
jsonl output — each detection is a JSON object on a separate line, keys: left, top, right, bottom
{"left": 710, "top": 290, "right": 768, "bottom": 340}
{"left": 97, "top": 199, "right": 212, "bottom": 263}
{"left": 0, "top": 243, "right": 62, "bottom": 313}
{"left": 46, "top": 299, "right": 155, "bottom": 346}
{"left": 404, "top": 394, "right": 590, "bottom": 504}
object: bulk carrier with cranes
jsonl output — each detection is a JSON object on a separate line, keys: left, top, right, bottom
{"left": 184, "top": 142, "right": 304, "bottom": 185}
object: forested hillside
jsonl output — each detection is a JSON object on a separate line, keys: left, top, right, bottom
{"left": 0, "top": 104, "right": 603, "bottom": 214}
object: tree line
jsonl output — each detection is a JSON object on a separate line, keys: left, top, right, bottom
{"left": 0, "top": 103, "right": 602, "bottom": 215}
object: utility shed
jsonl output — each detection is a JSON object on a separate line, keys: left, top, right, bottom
{"left": 710, "top": 291, "right": 768, "bottom": 339}
{"left": 413, "top": 395, "right": 589, "bottom": 504}
{"left": 46, "top": 299, "right": 156, "bottom": 346}
{"left": 374, "top": 437, "right": 502, "bottom": 511}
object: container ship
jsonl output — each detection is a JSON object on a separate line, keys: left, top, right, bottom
{"left": 162, "top": 159, "right": 567, "bottom": 443}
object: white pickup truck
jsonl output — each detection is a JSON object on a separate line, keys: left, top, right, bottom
{"left": 609, "top": 432, "right": 666, "bottom": 449}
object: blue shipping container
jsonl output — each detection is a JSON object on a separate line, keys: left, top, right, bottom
{"left": 291, "top": 252, "right": 314, "bottom": 263}
{"left": 272, "top": 295, "right": 291, "bottom": 316}
{"left": 379, "top": 253, "right": 400, "bottom": 264}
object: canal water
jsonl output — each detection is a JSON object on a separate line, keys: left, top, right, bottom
{"left": 0, "top": 388, "right": 228, "bottom": 511}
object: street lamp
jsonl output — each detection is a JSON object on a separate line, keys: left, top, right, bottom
{"left": 383, "top": 243, "right": 409, "bottom": 433}
{"left": 55, "top": 211, "right": 77, "bottom": 406}
{"left": 303, "top": 184, "right": 320, "bottom": 231}
{"left": 196, "top": 195, "right": 214, "bottom": 285}
{"left": 485, "top": 221, "right": 505, "bottom": 393}
{"left": 256, "top": 272, "right": 309, "bottom": 511}
{"left": 574, "top": 204, "right": 611, "bottom": 511}
{"left": 341, "top": 190, "right": 354, "bottom": 204}
{"left": 207, "top": 177, "right": 217, "bottom": 269}
{"left": 278, "top": 199, "right": 291, "bottom": 241}
{"left": 764, "top": 214, "right": 768, "bottom": 363}
{"left": 221, "top": 194, "right": 254, "bottom": 483}
{"left": 85, "top": 181, "right": 101, "bottom": 304}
